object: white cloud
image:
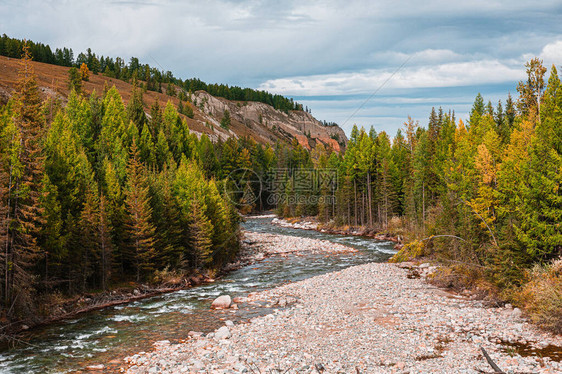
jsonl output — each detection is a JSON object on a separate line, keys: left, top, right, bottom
{"left": 259, "top": 58, "right": 524, "bottom": 96}
{"left": 2, "top": 0, "right": 561, "bottom": 135}
{"left": 539, "top": 40, "right": 562, "bottom": 66}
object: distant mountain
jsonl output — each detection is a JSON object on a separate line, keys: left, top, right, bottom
{"left": 0, "top": 55, "right": 347, "bottom": 151}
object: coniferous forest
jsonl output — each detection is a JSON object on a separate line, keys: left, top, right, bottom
{"left": 0, "top": 34, "right": 303, "bottom": 112}
{"left": 0, "top": 47, "right": 246, "bottom": 320}
{"left": 0, "top": 42, "right": 561, "bottom": 333}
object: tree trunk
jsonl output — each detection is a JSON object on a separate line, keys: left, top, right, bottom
{"left": 353, "top": 178, "right": 358, "bottom": 227}
{"left": 367, "top": 172, "right": 373, "bottom": 227}
{"left": 422, "top": 182, "right": 426, "bottom": 225}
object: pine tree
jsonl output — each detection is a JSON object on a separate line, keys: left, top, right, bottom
{"left": 38, "top": 174, "right": 64, "bottom": 287}
{"left": 162, "top": 101, "right": 178, "bottom": 140}
{"left": 149, "top": 100, "right": 163, "bottom": 138}
{"left": 516, "top": 58, "right": 547, "bottom": 121}
{"left": 515, "top": 66, "right": 562, "bottom": 259}
{"left": 1, "top": 44, "right": 45, "bottom": 315}
{"left": 469, "top": 93, "right": 485, "bottom": 127}
{"left": 78, "top": 189, "right": 100, "bottom": 290}
{"left": 68, "top": 67, "right": 82, "bottom": 93}
{"left": 184, "top": 102, "right": 194, "bottom": 119}
{"left": 98, "top": 194, "right": 113, "bottom": 290}
{"left": 127, "top": 83, "right": 147, "bottom": 130}
{"left": 155, "top": 129, "right": 171, "bottom": 168}
{"left": 124, "top": 142, "right": 156, "bottom": 281}
{"left": 139, "top": 123, "right": 156, "bottom": 166}
{"left": 188, "top": 197, "right": 213, "bottom": 269}
{"left": 150, "top": 166, "right": 185, "bottom": 269}
{"left": 102, "top": 159, "right": 126, "bottom": 275}
{"left": 220, "top": 109, "right": 231, "bottom": 129}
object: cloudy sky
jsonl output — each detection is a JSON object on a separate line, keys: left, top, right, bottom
{"left": 2, "top": 0, "right": 562, "bottom": 135}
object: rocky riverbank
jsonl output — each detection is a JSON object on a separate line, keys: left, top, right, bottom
{"left": 122, "top": 233, "right": 562, "bottom": 374}
{"left": 1, "top": 274, "right": 216, "bottom": 340}
{"left": 271, "top": 217, "right": 402, "bottom": 247}
{"left": 222, "top": 230, "right": 357, "bottom": 272}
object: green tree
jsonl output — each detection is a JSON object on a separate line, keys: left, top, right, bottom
{"left": 1, "top": 45, "right": 45, "bottom": 315}
{"left": 127, "top": 83, "right": 147, "bottom": 130}
{"left": 517, "top": 58, "right": 547, "bottom": 122}
{"left": 68, "top": 67, "right": 82, "bottom": 93}
{"left": 515, "top": 66, "right": 562, "bottom": 260}
{"left": 124, "top": 142, "right": 156, "bottom": 281}
{"left": 220, "top": 109, "right": 231, "bottom": 129}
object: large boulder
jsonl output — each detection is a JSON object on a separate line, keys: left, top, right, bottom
{"left": 214, "top": 326, "right": 232, "bottom": 340}
{"left": 211, "top": 295, "right": 232, "bottom": 309}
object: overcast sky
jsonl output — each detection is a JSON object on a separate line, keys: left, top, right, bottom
{"left": 2, "top": 0, "right": 562, "bottom": 135}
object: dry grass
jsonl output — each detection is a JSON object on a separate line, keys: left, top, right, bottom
{"left": 385, "top": 216, "right": 407, "bottom": 238}
{"left": 151, "top": 267, "right": 185, "bottom": 286}
{"left": 389, "top": 240, "right": 425, "bottom": 262}
{"left": 518, "top": 258, "right": 562, "bottom": 334}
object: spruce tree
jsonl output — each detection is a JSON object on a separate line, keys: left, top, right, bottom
{"left": 1, "top": 44, "right": 45, "bottom": 315}
{"left": 149, "top": 100, "right": 163, "bottom": 138}
{"left": 188, "top": 197, "right": 213, "bottom": 269}
{"left": 515, "top": 66, "right": 562, "bottom": 259}
{"left": 68, "top": 67, "right": 82, "bottom": 93}
{"left": 127, "top": 83, "right": 147, "bottom": 130}
{"left": 124, "top": 141, "right": 156, "bottom": 281}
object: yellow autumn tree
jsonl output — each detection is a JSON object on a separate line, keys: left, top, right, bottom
{"left": 80, "top": 62, "right": 90, "bottom": 81}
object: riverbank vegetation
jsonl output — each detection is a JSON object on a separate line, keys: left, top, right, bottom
{"left": 273, "top": 58, "right": 562, "bottom": 332}
{"left": 1, "top": 41, "right": 560, "bottom": 334}
{"left": 0, "top": 46, "right": 243, "bottom": 325}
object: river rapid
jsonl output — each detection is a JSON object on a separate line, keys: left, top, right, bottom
{"left": 0, "top": 216, "right": 396, "bottom": 373}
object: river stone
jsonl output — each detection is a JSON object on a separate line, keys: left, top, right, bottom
{"left": 86, "top": 364, "right": 104, "bottom": 370}
{"left": 225, "top": 320, "right": 234, "bottom": 327}
{"left": 211, "top": 295, "right": 232, "bottom": 309}
{"left": 512, "top": 307, "right": 522, "bottom": 318}
{"left": 188, "top": 331, "right": 204, "bottom": 338}
{"left": 214, "top": 326, "right": 231, "bottom": 340}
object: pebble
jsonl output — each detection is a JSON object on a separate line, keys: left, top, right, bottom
{"left": 124, "top": 231, "right": 562, "bottom": 374}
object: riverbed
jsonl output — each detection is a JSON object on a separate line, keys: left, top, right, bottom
{"left": 0, "top": 216, "right": 396, "bottom": 373}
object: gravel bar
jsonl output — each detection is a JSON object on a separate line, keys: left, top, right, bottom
{"left": 123, "top": 233, "right": 562, "bottom": 374}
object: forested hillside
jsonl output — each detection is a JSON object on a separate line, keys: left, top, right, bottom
{"left": 0, "top": 54, "right": 346, "bottom": 151}
{"left": 0, "top": 47, "right": 245, "bottom": 321}
{"left": 1, "top": 41, "right": 560, "bottom": 333}
{"left": 0, "top": 34, "right": 303, "bottom": 112}
{"left": 0, "top": 44, "right": 340, "bottom": 324}
{"left": 274, "top": 58, "right": 562, "bottom": 332}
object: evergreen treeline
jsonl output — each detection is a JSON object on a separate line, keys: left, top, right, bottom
{"left": 278, "top": 58, "right": 561, "bottom": 299}
{"left": 0, "top": 47, "right": 243, "bottom": 318}
{"left": 2, "top": 42, "right": 559, "bottom": 329}
{"left": 0, "top": 34, "right": 303, "bottom": 112}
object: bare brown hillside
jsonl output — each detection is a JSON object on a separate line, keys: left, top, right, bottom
{"left": 0, "top": 56, "right": 347, "bottom": 151}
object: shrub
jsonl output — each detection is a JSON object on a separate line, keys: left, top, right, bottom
{"left": 389, "top": 240, "right": 425, "bottom": 263}
{"left": 518, "top": 258, "right": 562, "bottom": 334}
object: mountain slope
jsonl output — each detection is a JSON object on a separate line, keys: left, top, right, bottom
{"left": 0, "top": 55, "right": 347, "bottom": 151}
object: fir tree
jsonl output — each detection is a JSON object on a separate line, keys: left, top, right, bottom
{"left": 149, "top": 100, "right": 163, "bottom": 138}
{"left": 68, "top": 67, "right": 82, "bottom": 93}
{"left": 1, "top": 44, "right": 45, "bottom": 315}
{"left": 220, "top": 109, "right": 231, "bottom": 129}
{"left": 127, "top": 83, "right": 147, "bottom": 130}
{"left": 124, "top": 141, "right": 156, "bottom": 281}
{"left": 187, "top": 197, "right": 213, "bottom": 269}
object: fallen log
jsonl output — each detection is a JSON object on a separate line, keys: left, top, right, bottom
{"left": 480, "top": 346, "right": 505, "bottom": 374}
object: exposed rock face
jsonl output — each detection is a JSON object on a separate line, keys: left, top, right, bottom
{"left": 0, "top": 56, "right": 347, "bottom": 152}
{"left": 193, "top": 91, "right": 347, "bottom": 152}
{"left": 211, "top": 295, "right": 232, "bottom": 309}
